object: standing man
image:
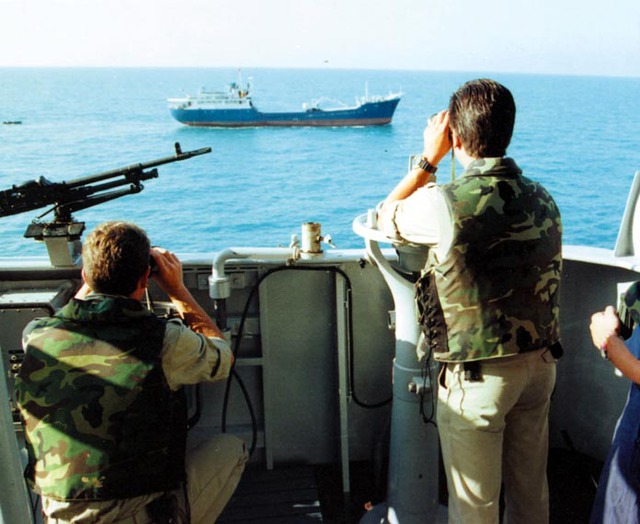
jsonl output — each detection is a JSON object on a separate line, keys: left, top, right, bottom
{"left": 378, "top": 79, "right": 562, "bottom": 523}
{"left": 15, "top": 221, "right": 247, "bottom": 523}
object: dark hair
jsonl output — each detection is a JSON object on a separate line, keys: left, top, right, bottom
{"left": 448, "top": 79, "right": 516, "bottom": 158}
{"left": 82, "top": 221, "right": 150, "bottom": 296}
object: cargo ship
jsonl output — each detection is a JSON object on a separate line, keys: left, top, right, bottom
{"left": 167, "top": 77, "right": 402, "bottom": 128}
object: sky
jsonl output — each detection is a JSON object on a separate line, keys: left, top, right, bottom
{"left": 1, "top": 0, "right": 639, "bottom": 77}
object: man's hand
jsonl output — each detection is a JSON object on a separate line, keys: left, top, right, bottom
{"left": 422, "top": 110, "right": 452, "bottom": 166}
{"left": 150, "top": 247, "right": 226, "bottom": 341}
{"left": 150, "top": 247, "right": 187, "bottom": 298}
{"left": 590, "top": 305, "right": 620, "bottom": 350}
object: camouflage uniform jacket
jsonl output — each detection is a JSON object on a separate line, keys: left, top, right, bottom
{"left": 619, "top": 281, "right": 640, "bottom": 338}
{"left": 15, "top": 295, "right": 188, "bottom": 501}
{"left": 416, "top": 157, "right": 562, "bottom": 362}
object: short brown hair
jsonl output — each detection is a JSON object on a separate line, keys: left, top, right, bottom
{"left": 82, "top": 221, "right": 150, "bottom": 296}
{"left": 448, "top": 79, "right": 516, "bottom": 158}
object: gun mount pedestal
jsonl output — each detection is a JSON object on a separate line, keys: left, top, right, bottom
{"left": 353, "top": 212, "right": 439, "bottom": 524}
{"left": 25, "top": 222, "right": 85, "bottom": 267}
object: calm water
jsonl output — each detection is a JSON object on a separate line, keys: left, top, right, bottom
{"left": 1, "top": 68, "right": 639, "bottom": 257}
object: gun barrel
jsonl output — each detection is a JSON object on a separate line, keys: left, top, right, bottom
{"left": 66, "top": 143, "right": 211, "bottom": 189}
{"left": 0, "top": 142, "right": 211, "bottom": 219}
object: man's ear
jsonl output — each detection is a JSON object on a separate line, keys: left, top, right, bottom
{"left": 139, "top": 266, "right": 151, "bottom": 290}
{"left": 130, "top": 267, "right": 152, "bottom": 301}
{"left": 452, "top": 131, "right": 462, "bottom": 150}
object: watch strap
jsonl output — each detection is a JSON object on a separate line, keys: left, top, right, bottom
{"left": 417, "top": 157, "right": 438, "bottom": 174}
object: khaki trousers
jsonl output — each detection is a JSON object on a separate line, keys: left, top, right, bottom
{"left": 43, "top": 433, "right": 248, "bottom": 524}
{"left": 437, "top": 349, "right": 556, "bottom": 524}
{"left": 184, "top": 434, "right": 248, "bottom": 524}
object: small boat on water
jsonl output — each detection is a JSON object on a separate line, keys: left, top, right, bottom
{"left": 167, "top": 76, "right": 402, "bottom": 128}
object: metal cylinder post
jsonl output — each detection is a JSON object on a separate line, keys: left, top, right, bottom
{"left": 301, "top": 222, "right": 323, "bottom": 254}
{"left": 353, "top": 212, "right": 440, "bottom": 524}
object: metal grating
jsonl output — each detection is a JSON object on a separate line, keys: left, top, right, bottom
{"left": 218, "top": 465, "right": 323, "bottom": 523}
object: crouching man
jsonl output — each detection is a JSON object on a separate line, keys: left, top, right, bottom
{"left": 16, "top": 221, "right": 247, "bottom": 523}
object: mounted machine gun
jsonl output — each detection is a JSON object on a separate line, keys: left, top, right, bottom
{"left": 0, "top": 142, "right": 211, "bottom": 266}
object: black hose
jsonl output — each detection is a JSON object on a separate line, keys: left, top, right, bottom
{"left": 221, "top": 263, "right": 393, "bottom": 457}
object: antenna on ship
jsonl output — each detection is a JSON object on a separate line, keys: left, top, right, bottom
{"left": 237, "top": 68, "right": 251, "bottom": 96}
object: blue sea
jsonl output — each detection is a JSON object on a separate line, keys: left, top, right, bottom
{"left": 1, "top": 68, "right": 639, "bottom": 257}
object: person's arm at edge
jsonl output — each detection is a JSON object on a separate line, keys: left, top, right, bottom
{"left": 590, "top": 305, "right": 640, "bottom": 383}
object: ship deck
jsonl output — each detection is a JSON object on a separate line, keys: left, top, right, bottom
{"left": 218, "top": 448, "right": 600, "bottom": 523}
{"left": 218, "top": 461, "right": 392, "bottom": 523}
{"left": 2, "top": 237, "right": 637, "bottom": 523}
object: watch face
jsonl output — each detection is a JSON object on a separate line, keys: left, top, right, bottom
{"left": 409, "top": 154, "right": 437, "bottom": 174}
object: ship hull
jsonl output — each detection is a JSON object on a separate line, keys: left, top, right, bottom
{"left": 170, "top": 97, "right": 401, "bottom": 127}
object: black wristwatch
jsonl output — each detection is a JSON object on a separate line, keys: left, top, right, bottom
{"left": 416, "top": 156, "right": 438, "bottom": 174}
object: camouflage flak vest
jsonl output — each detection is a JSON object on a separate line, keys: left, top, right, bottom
{"left": 15, "top": 295, "right": 187, "bottom": 501}
{"left": 416, "top": 158, "right": 562, "bottom": 362}
{"left": 619, "top": 281, "right": 640, "bottom": 339}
